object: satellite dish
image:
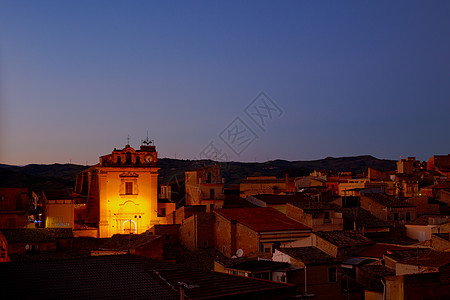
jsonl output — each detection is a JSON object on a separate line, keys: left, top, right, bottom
{"left": 236, "top": 249, "right": 243, "bottom": 257}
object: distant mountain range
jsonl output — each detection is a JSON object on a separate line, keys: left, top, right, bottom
{"left": 0, "top": 155, "right": 396, "bottom": 190}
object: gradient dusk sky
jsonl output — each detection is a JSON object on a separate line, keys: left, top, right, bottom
{"left": 1, "top": 1, "right": 449, "bottom": 165}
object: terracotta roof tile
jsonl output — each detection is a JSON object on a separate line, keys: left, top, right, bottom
{"left": 341, "top": 207, "right": 391, "bottom": 228}
{"left": 1, "top": 228, "right": 73, "bottom": 243}
{"left": 406, "top": 215, "right": 450, "bottom": 225}
{"left": 219, "top": 257, "right": 289, "bottom": 271}
{"left": 358, "top": 264, "right": 395, "bottom": 277}
{"left": 384, "top": 248, "right": 432, "bottom": 261}
{"left": 290, "top": 201, "right": 341, "bottom": 211}
{"left": 250, "top": 194, "right": 310, "bottom": 204}
{"left": 0, "top": 255, "right": 296, "bottom": 299}
{"left": 99, "top": 234, "right": 162, "bottom": 251}
{"left": 398, "top": 250, "right": 450, "bottom": 267}
{"left": 357, "top": 243, "right": 415, "bottom": 258}
{"left": 215, "top": 207, "right": 311, "bottom": 232}
{"left": 362, "top": 193, "right": 415, "bottom": 208}
{"left": 315, "top": 231, "right": 373, "bottom": 248}
{"left": 278, "top": 246, "right": 336, "bottom": 265}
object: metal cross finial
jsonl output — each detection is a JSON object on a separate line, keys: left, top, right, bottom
{"left": 126, "top": 135, "right": 131, "bottom": 146}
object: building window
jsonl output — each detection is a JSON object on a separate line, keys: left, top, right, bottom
{"left": 203, "top": 241, "right": 208, "bottom": 247}
{"left": 160, "top": 208, "right": 166, "bottom": 217}
{"left": 254, "top": 272, "right": 270, "bottom": 280}
{"left": 394, "top": 213, "right": 399, "bottom": 221}
{"left": 261, "top": 243, "right": 272, "bottom": 253}
{"left": 125, "top": 182, "right": 133, "bottom": 195}
{"left": 210, "top": 189, "right": 215, "bottom": 199}
{"left": 406, "top": 212, "right": 411, "bottom": 221}
{"left": 328, "top": 267, "right": 337, "bottom": 283}
{"left": 126, "top": 152, "right": 132, "bottom": 165}
{"left": 136, "top": 156, "right": 140, "bottom": 165}
{"left": 117, "top": 156, "right": 121, "bottom": 164}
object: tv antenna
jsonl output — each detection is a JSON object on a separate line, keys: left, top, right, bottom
{"left": 141, "top": 130, "right": 154, "bottom": 146}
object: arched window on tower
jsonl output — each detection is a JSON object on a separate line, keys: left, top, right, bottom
{"left": 136, "top": 156, "right": 140, "bottom": 166}
{"left": 126, "top": 152, "right": 132, "bottom": 165}
{"left": 117, "top": 156, "right": 121, "bottom": 164}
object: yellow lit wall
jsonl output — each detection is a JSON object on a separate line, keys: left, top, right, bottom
{"left": 45, "top": 202, "right": 74, "bottom": 228}
{"left": 98, "top": 167, "right": 159, "bottom": 238}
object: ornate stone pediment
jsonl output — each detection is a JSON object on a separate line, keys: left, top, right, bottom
{"left": 119, "top": 172, "right": 139, "bottom": 178}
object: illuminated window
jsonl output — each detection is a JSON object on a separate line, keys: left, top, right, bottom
{"left": 125, "top": 182, "right": 133, "bottom": 195}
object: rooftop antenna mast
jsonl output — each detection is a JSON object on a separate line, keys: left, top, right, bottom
{"left": 126, "top": 135, "right": 131, "bottom": 146}
{"left": 141, "top": 130, "right": 154, "bottom": 146}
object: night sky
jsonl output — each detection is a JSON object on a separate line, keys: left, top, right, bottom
{"left": 1, "top": 1, "right": 449, "bottom": 165}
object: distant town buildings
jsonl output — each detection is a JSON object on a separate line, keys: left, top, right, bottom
{"left": 2, "top": 151, "right": 450, "bottom": 299}
{"left": 185, "top": 164, "right": 225, "bottom": 211}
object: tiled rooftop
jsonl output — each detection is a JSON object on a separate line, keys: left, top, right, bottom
{"left": 341, "top": 207, "right": 391, "bottom": 228}
{"left": 215, "top": 207, "right": 311, "bottom": 232}
{"left": 405, "top": 195, "right": 441, "bottom": 205}
{"left": 99, "top": 233, "right": 162, "bottom": 250}
{"left": 406, "top": 215, "right": 450, "bottom": 225}
{"left": 219, "top": 257, "right": 289, "bottom": 271}
{"left": 250, "top": 194, "right": 310, "bottom": 204}
{"left": 0, "top": 255, "right": 295, "bottom": 299}
{"left": 357, "top": 243, "right": 415, "bottom": 258}
{"left": 398, "top": 250, "right": 450, "bottom": 267}
{"left": 384, "top": 248, "right": 432, "bottom": 262}
{"left": 362, "top": 193, "right": 416, "bottom": 208}
{"left": 1, "top": 228, "right": 73, "bottom": 243}
{"left": 290, "top": 201, "right": 341, "bottom": 211}
{"left": 223, "top": 195, "right": 259, "bottom": 208}
{"left": 278, "top": 246, "right": 336, "bottom": 265}
{"left": 358, "top": 264, "right": 395, "bottom": 277}
{"left": 315, "top": 231, "right": 374, "bottom": 248}
{"left": 241, "top": 178, "right": 286, "bottom": 184}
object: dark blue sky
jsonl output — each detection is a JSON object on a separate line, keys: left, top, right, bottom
{"left": 1, "top": 1, "right": 449, "bottom": 165}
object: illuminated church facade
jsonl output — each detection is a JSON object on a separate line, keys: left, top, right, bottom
{"left": 75, "top": 142, "right": 162, "bottom": 238}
